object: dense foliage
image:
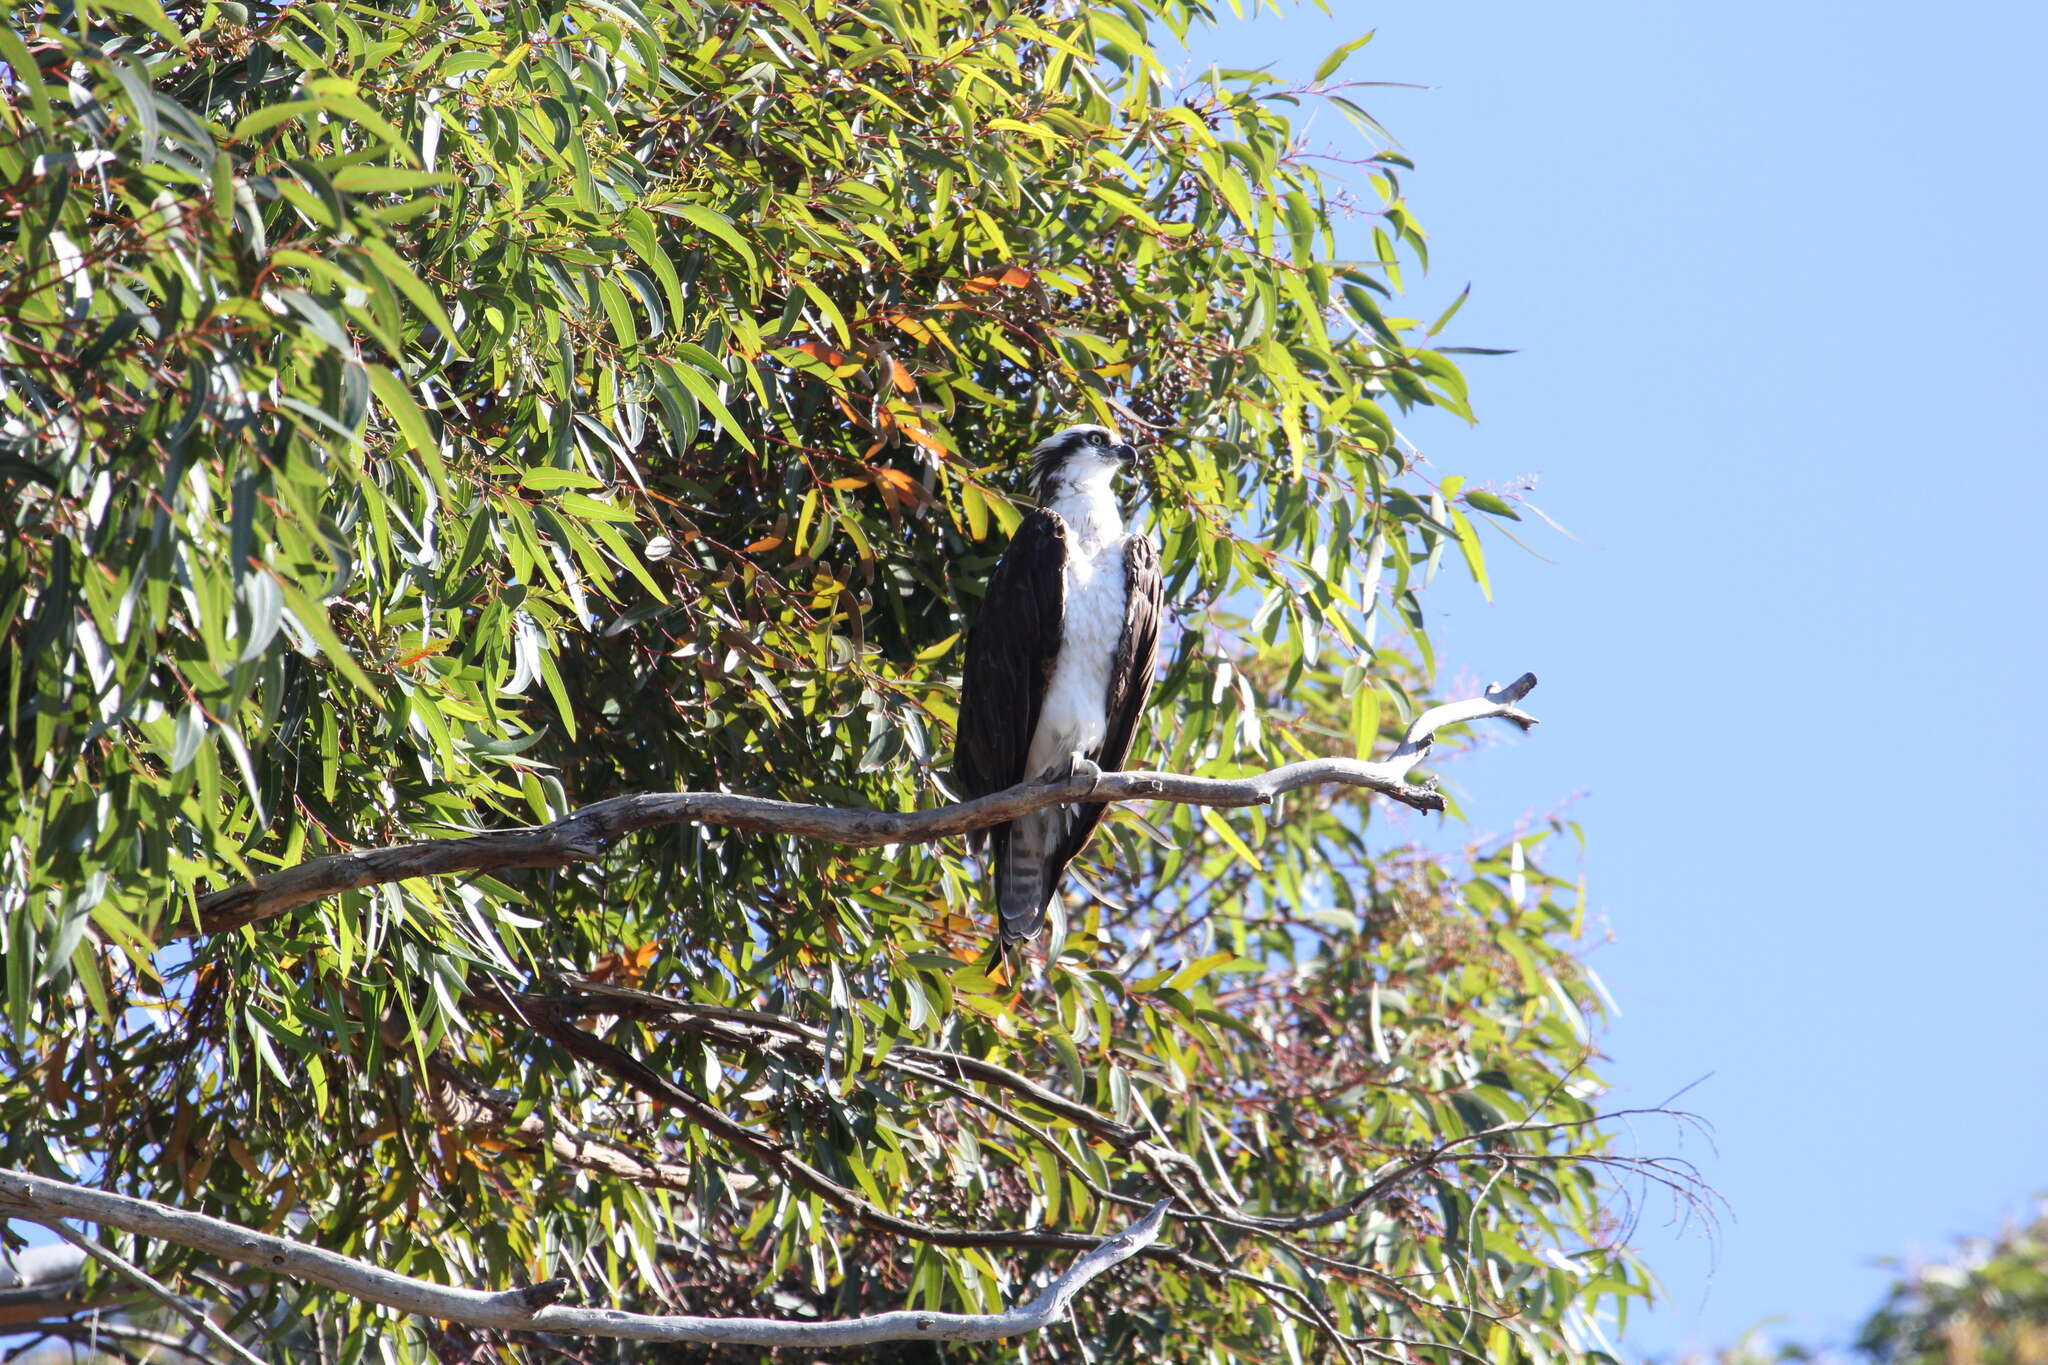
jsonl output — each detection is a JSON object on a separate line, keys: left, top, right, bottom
{"left": 1708, "top": 1206, "right": 2048, "bottom": 1365}
{"left": 1, "top": 0, "right": 1657, "bottom": 1360}
{"left": 1851, "top": 1208, "right": 2048, "bottom": 1365}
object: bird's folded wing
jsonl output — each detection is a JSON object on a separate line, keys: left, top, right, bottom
{"left": 952, "top": 509, "right": 1069, "bottom": 802}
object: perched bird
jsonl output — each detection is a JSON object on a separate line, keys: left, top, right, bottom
{"left": 953, "top": 423, "right": 1163, "bottom": 953}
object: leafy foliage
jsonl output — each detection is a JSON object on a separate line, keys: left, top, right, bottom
{"left": 1708, "top": 1206, "right": 2048, "bottom": 1365}
{"left": 1852, "top": 1207, "right": 2048, "bottom": 1365}
{"left": 1, "top": 0, "right": 1651, "bottom": 1360}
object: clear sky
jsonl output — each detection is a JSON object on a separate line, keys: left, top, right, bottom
{"left": 1182, "top": 1, "right": 2048, "bottom": 1358}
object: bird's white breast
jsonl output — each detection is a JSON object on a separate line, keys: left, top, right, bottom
{"left": 1027, "top": 486, "right": 1133, "bottom": 778}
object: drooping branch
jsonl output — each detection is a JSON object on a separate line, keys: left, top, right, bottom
{"left": 401, "top": 984, "right": 1533, "bottom": 1356}
{"left": 188, "top": 674, "right": 1538, "bottom": 938}
{"left": 0, "top": 1168, "right": 1170, "bottom": 1347}
{"left": 516, "top": 981, "right": 1146, "bottom": 1149}
{"left": 505, "top": 996, "right": 1112, "bottom": 1255}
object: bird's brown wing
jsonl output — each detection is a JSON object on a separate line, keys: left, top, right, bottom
{"left": 953, "top": 509, "right": 1069, "bottom": 812}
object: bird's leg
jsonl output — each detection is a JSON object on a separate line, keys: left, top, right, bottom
{"left": 1039, "top": 749, "right": 1101, "bottom": 791}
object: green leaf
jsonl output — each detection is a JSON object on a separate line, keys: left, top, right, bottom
{"left": 0, "top": 28, "right": 55, "bottom": 127}
{"left": 273, "top": 572, "right": 380, "bottom": 702}
{"left": 233, "top": 100, "right": 323, "bottom": 141}
{"left": 520, "top": 467, "right": 604, "bottom": 491}
{"left": 665, "top": 351, "right": 757, "bottom": 453}
{"left": 1464, "top": 489, "right": 1521, "bottom": 520}
{"left": 1313, "top": 31, "right": 1375, "bottom": 84}
{"left": 1427, "top": 284, "right": 1471, "bottom": 337}
{"left": 559, "top": 492, "right": 636, "bottom": 523}
{"left": 171, "top": 704, "right": 206, "bottom": 771}
{"left": 1350, "top": 684, "right": 1382, "bottom": 758}
{"left": 658, "top": 204, "right": 759, "bottom": 273}
{"left": 1200, "top": 808, "right": 1265, "bottom": 873}
{"left": 329, "top": 167, "right": 453, "bottom": 193}
{"left": 1449, "top": 506, "right": 1492, "bottom": 601}
{"left": 366, "top": 364, "right": 451, "bottom": 497}
{"left": 90, "top": 0, "right": 184, "bottom": 47}
{"left": 355, "top": 238, "right": 464, "bottom": 352}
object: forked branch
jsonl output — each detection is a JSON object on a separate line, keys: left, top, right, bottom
{"left": 190, "top": 674, "right": 1538, "bottom": 937}
{"left": 0, "top": 1169, "right": 1169, "bottom": 1348}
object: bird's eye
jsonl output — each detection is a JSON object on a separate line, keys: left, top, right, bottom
{"left": 1087, "top": 431, "right": 1106, "bottom": 447}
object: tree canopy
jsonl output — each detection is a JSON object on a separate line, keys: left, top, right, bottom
{"left": 1853, "top": 1207, "right": 2048, "bottom": 1365}
{"left": 1, "top": 0, "right": 1667, "bottom": 1360}
{"left": 1704, "top": 1206, "right": 2048, "bottom": 1365}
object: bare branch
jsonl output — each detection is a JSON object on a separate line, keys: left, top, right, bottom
{"left": 188, "top": 674, "right": 1538, "bottom": 937}
{"left": 526, "top": 982, "right": 1145, "bottom": 1149}
{"left": 0, "top": 1169, "right": 1169, "bottom": 1347}
{"left": 40, "top": 1221, "right": 268, "bottom": 1365}
{"left": 506, "top": 998, "right": 1109, "bottom": 1255}
{"left": 0, "top": 1243, "right": 127, "bottom": 1329}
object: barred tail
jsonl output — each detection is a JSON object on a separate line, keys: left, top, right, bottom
{"left": 995, "top": 808, "right": 1062, "bottom": 945}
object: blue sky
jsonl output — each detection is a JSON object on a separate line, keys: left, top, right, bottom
{"left": 1183, "top": 1, "right": 2048, "bottom": 1358}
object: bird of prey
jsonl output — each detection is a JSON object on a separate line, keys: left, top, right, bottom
{"left": 953, "top": 423, "right": 1163, "bottom": 954}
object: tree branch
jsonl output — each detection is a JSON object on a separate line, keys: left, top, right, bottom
{"left": 188, "top": 674, "right": 1538, "bottom": 937}
{"left": 0, "top": 1242, "right": 123, "bottom": 1328}
{"left": 0, "top": 1169, "right": 1169, "bottom": 1347}
{"left": 40, "top": 1221, "right": 268, "bottom": 1365}
{"left": 508, "top": 999, "right": 1111, "bottom": 1255}
{"left": 523, "top": 982, "right": 1146, "bottom": 1149}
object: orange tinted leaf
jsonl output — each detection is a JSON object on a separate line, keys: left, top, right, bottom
{"left": 828, "top": 476, "right": 868, "bottom": 490}
{"left": 889, "top": 314, "right": 937, "bottom": 345}
{"left": 396, "top": 638, "right": 453, "bottom": 667}
{"left": 743, "top": 535, "right": 784, "bottom": 553}
{"left": 796, "top": 338, "right": 849, "bottom": 367}
{"left": 586, "top": 940, "right": 660, "bottom": 987}
{"left": 900, "top": 424, "right": 951, "bottom": 460}
{"left": 999, "top": 264, "right": 1035, "bottom": 287}
{"left": 882, "top": 352, "right": 916, "bottom": 394}
{"left": 872, "top": 467, "right": 929, "bottom": 510}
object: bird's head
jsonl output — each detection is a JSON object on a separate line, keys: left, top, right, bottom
{"left": 1028, "top": 424, "right": 1136, "bottom": 504}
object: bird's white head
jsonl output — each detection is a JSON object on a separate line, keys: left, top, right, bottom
{"left": 1028, "top": 424, "right": 1135, "bottom": 506}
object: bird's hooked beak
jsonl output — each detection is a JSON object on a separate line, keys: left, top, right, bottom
{"left": 1112, "top": 443, "right": 1136, "bottom": 467}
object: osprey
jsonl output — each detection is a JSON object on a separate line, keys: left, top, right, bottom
{"left": 953, "top": 424, "right": 1163, "bottom": 951}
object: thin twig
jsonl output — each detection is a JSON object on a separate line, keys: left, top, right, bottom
{"left": 529, "top": 982, "right": 1145, "bottom": 1148}
{"left": 517, "top": 1003, "right": 1108, "bottom": 1254}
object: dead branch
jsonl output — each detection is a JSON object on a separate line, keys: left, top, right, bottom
{"left": 189, "top": 674, "right": 1538, "bottom": 937}
{"left": 0, "top": 1168, "right": 1168, "bottom": 1348}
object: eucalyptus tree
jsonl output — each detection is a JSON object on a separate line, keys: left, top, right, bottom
{"left": 0, "top": 0, "right": 1675, "bottom": 1360}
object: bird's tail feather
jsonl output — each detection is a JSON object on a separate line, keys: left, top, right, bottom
{"left": 996, "top": 808, "right": 1062, "bottom": 945}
